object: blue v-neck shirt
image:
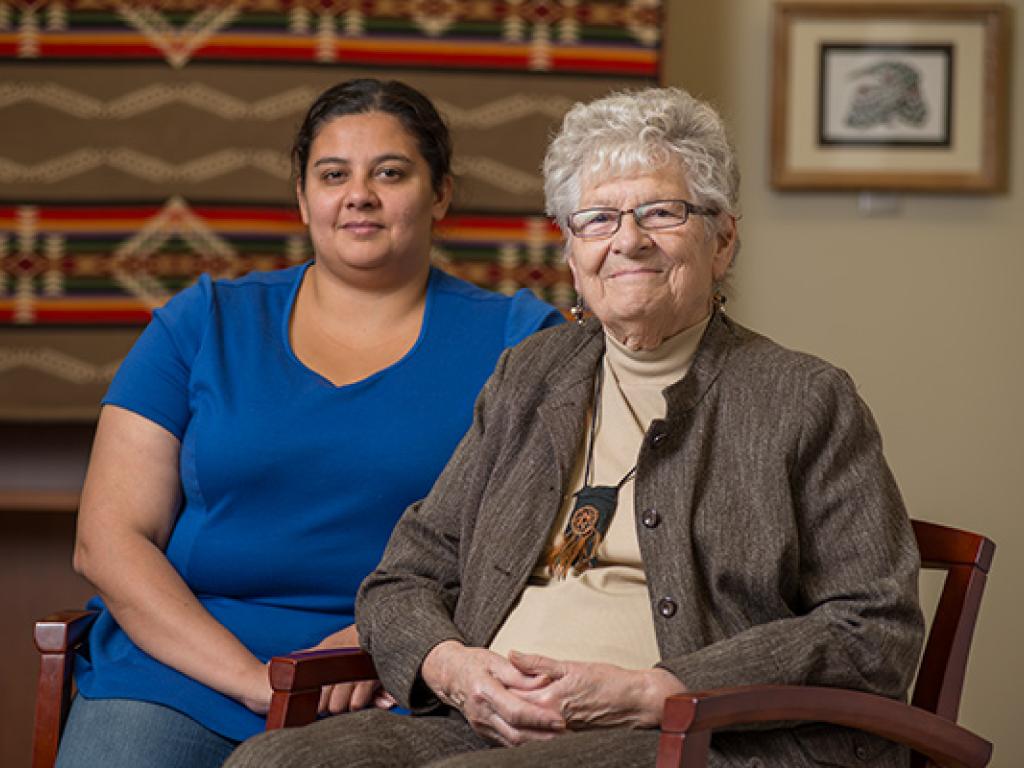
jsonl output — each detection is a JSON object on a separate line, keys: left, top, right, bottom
{"left": 74, "top": 263, "right": 563, "bottom": 739}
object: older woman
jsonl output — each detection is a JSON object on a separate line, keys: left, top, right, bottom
{"left": 227, "top": 87, "right": 923, "bottom": 768}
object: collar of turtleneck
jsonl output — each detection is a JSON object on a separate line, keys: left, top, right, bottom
{"left": 603, "top": 314, "right": 711, "bottom": 390}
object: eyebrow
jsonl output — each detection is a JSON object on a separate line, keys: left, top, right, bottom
{"left": 312, "top": 153, "right": 414, "bottom": 167}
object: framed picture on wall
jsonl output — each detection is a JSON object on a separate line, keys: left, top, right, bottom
{"left": 771, "top": 1, "right": 1010, "bottom": 192}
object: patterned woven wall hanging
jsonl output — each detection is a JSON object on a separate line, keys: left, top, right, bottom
{"left": 0, "top": 0, "right": 663, "bottom": 419}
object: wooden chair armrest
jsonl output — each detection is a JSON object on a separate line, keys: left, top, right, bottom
{"left": 265, "top": 648, "right": 378, "bottom": 730}
{"left": 658, "top": 685, "right": 992, "bottom": 768}
{"left": 34, "top": 609, "right": 99, "bottom": 653}
{"left": 33, "top": 609, "right": 99, "bottom": 768}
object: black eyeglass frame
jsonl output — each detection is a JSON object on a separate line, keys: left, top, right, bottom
{"left": 566, "top": 198, "right": 720, "bottom": 239}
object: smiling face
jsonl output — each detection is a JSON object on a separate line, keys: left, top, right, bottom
{"left": 296, "top": 111, "right": 452, "bottom": 286}
{"left": 566, "top": 168, "right": 735, "bottom": 350}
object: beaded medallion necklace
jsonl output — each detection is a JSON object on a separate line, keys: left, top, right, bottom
{"left": 546, "top": 364, "right": 636, "bottom": 578}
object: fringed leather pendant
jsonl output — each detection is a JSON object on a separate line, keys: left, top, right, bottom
{"left": 546, "top": 484, "right": 619, "bottom": 578}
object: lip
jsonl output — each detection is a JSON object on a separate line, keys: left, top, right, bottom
{"left": 607, "top": 267, "right": 663, "bottom": 279}
{"left": 339, "top": 221, "right": 385, "bottom": 235}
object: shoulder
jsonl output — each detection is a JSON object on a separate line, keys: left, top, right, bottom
{"left": 711, "top": 317, "right": 869, "bottom": 435}
{"left": 506, "top": 318, "right": 595, "bottom": 358}
{"left": 496, "top": 321, "right": 600, "bottom": 390}
{"left": 716, "top": 317, "right": 850, "bottom": 395}
{"left": 429, "top": 268, "right": 564, "bottom": 343}
{"left": 155, "top": 264, "right": 304, "bottom": 323}
{"left": 207, "top": 263, "right": 305, "bottom": 303}
{"left": 429, "top": 268, "right": 546, "bottom": 312}
{"left": 153, "top": 264, "right": 305, "bottom": 342}
{"left": 430, "top": 268, "right": 509, "bottom": 304}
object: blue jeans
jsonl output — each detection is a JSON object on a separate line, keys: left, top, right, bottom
{"left": 56, "top": 695, "right": 239, "bottom": 768}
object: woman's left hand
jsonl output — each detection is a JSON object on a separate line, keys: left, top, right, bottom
{"left": 304, "top": 624, "right": 395, "bottom": 715}
{"left": 506, "top": 650, "right": 685, "bottom": 729}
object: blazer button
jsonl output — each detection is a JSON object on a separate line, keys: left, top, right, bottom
{"left": 657, "top": 597, "right": 677, "bottom": 618}
{"left": 854, "top": 745, "right": 869, "bottom": 761}
{"left": 641, "top": 508, "right": 660, "bottom": 528}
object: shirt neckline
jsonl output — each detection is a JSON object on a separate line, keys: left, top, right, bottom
{"left": 603, "top": 313, "right": 710, "bottom": 390}
{"left": 281, "top": 261, "right": 436, "bottom": 391}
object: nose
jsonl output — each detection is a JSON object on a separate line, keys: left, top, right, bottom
{"left": 610, "top": 212, "right": 652, "bottom": 257}
{"left": 344, "top": 177, "right": 379, "bottom": 209}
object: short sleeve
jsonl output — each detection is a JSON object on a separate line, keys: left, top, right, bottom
{"left": 503, "top": 288, "right": 564, "bottom": 347}
{"left": 102, "top": 275, "right": 213, "bottom": 440}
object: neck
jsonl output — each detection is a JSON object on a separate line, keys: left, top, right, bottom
{"left": 304, "top": 260, "right": 430, "bottom": 332}
{"left": 602, "top": 315, "right": 700, "bottom": 352}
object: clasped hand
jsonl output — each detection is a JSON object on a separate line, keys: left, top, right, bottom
{"left": 421, "top": 641, "right": 684, "bottom": 746}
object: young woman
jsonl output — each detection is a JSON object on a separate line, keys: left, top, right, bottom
{"left": 56, "top": 79, "right": 562, "bottom": 768}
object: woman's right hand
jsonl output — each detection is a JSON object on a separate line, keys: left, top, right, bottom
{"left": 239, "top": 660, "right": 274, "bottom": 715}
{"left": 304, "top": 624, "right": 394, "bottom": 715}
{"left": 420, "top": 640, "right": 565, "bottom": 746}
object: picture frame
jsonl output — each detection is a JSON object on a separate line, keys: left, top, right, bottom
{"left": 771, "top": 1, "right": 1011, "bottom": 192}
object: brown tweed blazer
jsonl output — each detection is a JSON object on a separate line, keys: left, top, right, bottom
{"left": 357, "top": 311, "right": 924, "bottom": 768}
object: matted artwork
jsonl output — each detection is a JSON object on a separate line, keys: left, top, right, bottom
{"left": 0, "top": 0, "right": 664, "bottom": 419}
{"left": 819, "top": 43, "right": 953, "bottom": 147}
{"left": 771, "top": 1, "right": 1010, "bottom": 191}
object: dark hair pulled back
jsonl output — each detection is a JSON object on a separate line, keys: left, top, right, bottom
{"left": 292, "top": 79, "right": 452, "bottom": 194}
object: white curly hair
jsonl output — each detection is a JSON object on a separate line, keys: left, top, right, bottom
{"left": 543, "top": 87, "right": 740, "bottom": 249}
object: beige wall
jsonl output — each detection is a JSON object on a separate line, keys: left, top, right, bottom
{"left": 664, "top": 1, "right": 1022, "bottom": 764}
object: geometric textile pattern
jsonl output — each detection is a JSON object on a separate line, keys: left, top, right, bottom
{"left": 0, "top": 1, "right": 662, "bottom": 74}
{"left": 0, "top": 0, "right": 662, "bottom": 416}
{"left": 0, "top": 201, "right": 572, "bottom": 325}
{"left": 0, "top": 64, "right": 644, "bottom": 211}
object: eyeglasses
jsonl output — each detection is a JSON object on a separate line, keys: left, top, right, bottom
{"left": 567, "top": 199, "right": 719, "bottom": 239}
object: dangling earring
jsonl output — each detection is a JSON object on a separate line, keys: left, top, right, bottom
{"left": 570, "top": 295, "right": 586, "bottom": 326}
{"left": 713, "top": 290, "right": 727, "bottom": 313}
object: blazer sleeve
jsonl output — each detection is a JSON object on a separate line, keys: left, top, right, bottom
{"left": 658, "top": 366, "right": 925, "bottom": 699}
{"left": 356, "top": 349, "right": 513, "bottom": 712}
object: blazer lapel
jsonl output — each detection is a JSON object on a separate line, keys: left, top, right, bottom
{"left": 537, "top": 322, "right": 605, "bottom": 490}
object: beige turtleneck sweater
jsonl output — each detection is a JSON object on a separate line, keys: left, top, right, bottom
{"left": 488, "top": 315, "right": 709, "bottom": 668}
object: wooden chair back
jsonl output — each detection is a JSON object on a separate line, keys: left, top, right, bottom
{"left": 909, "top": 520, "right": 994, "bottom": 768}
{"left": 910, "top": 520, "right": 994, "bottom": 720}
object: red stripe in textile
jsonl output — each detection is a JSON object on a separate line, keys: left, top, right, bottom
{"left": 441, "top": 216, "right": 560, "bottom": 234}
{"left": 30, "top": 309, "right": 153, "bottom": 323}
{"left": 193, "top": 207, "right": 302, "bottom": 222}
{"left": 15, "top": 45, "right": 653, "bottom": 76}
{"left": 188, "top": 45, "right": 317, "bottom": 62}
{"left": 335, "top": 50, "right": 528, "bottom": 69}
{"left": 551, "top": 57, "right": 657, "bottom": 76}
{"left": 26, "top": 206, "right": 297, "bottom": 221}
{"left": 38, "top": 43, "right": 165, "bottom": 58}
{"left": 37, "top": 207, "right": 163, "bottom": 221}
{"left": 441, "top": 216, "right": 529, "bottom": 231}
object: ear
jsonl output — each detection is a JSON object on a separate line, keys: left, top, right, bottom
{"left": 711, "top": 214, "right": 737, "bottom": 283}
{"left": 296, "top": 178, "right": 309, "bottom": 226}
{"left": 432, "top": 175, "right": 454, "bottom": 221}
{"left": 565, "top": 241, "right": 584, "bottom": 294}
